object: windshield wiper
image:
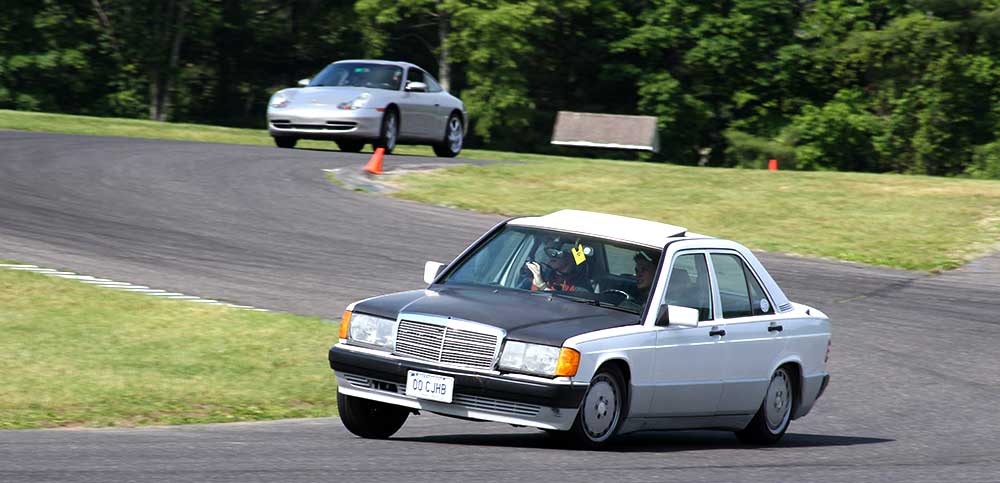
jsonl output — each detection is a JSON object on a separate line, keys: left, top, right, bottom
{"left": 545, "top": 292, "right": 640, "bottom": 314}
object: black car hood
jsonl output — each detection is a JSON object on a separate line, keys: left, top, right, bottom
{"left": 352, "top": 286, "right": 641, "bottom": 347}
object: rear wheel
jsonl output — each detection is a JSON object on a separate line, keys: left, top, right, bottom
{"left": 273, "top": 136, "right": 297, "bottom": 149}
{"left": 337, "top": 392, "right": 409, "bottom": 439}
{"left": 374, "top": 109, "right": 398, "bottom": 154}
{"left": 432, "top": 114, "right": 463, "bottom": 158}
{"left": 336, "top": 140, "right": 365, "bottom": 153}
{"left": 556, "top": 365, "right": 627, "bottom": 448}
{"left": 735, "top": 366, "right": 793, "bottom": 445}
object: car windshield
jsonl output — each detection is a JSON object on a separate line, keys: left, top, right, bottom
{"left": 441, "top": 226, "right": 662, "bottom": 314}
{"left": 309, "top": 63, "right": 403, "bottom": 90}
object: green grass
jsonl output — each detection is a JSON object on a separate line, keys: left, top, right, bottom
{"left": 389, "top": 160, "right": 1000, "bottom": 271}
{"left": 0, "top": 108, "right": 520, "bottom": 159}
{"left": 0, "top": 265, "right": 340, "bottom": 429}
{"left": 3, "top": 109, "right": 998, "bottom": 270}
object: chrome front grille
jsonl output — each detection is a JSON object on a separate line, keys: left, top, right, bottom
{"left": 394, "top": 319, "right": 499, "bottom": 370}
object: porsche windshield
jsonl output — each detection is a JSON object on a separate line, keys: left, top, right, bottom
{"left": 310, "top": 63, "right": 403, "bottom": 90}
{"left": 441, "top": 226, "right": 662, "bottom": 314}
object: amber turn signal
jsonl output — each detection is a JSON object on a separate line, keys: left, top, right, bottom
{"left": 339, "top": 310, "right": 352, "bottom": 339}
{"left": 554, "top": 347, "right": 581, "bottom": 377}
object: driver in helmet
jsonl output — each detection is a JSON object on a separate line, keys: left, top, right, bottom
{"left": 525, "top": 241, "right": 590, "bottom": 292}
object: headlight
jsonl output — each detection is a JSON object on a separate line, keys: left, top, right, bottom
{"left": 337, "top": 92, "right": 370, "bottom": 110}
{"left": 500, "top": 341, "right": 580, "bottom": 377}
{"left": 270, "top": 92, "right": 290, "bottom": 108}
{"left": 343, "top": 312, "right": 397, "bottom": 351}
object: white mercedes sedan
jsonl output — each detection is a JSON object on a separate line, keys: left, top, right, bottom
{"left": 329, "top": 210, "right": 831, "bottom": 447}
{"left": 267, "top": 60, "right": 467, "bottom": 156}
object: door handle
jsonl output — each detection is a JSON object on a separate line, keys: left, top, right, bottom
{"left": 709, "top": 328, "right": 726, "bottom": 337}
{"left": 768, "top": 324, "right": 784, "bottom": 332}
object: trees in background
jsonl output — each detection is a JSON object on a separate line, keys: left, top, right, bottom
{"left": 2, "top": 0, "right": 999, "bottom": 178}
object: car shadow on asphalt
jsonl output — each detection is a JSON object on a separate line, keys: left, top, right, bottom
{"left": 394, "top": 430, "right": 894, "bottom": 452}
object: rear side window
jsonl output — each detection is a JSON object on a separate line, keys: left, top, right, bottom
{"left": 745, "top": 263, "right": 774, "bottom": 316}
{"left": 710, "top": 253, "right": 772, "bottom": 318}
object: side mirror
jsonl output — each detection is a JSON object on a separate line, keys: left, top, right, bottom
{"left": 655, "top": 304, "right": 700, "bottom": 327}
{"left": 297, "top": 78, "right": 310, "bottom": 87}
{"left": 405, "top": 81, "right": 428, "bottom": 92}
{"left": 423, "top": 261, "right": 446, "bottom": 284}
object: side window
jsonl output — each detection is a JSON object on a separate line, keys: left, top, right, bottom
{"left": 424, "top": 73, "right": 443, "bottom": 92}
{"left": 604, "top": 244, "right": 636, "bottom": 275}
{"left": 406, "top": 68, "right": 425, "bottom": 86}
{"left": 664, "top": 254, "right": 713, "bottom": 321}
{"left": 744, "top": 263, "right": 774, "bottom": 316}
{"left": 710, "top": 253, "right": 758, "bottom": 319}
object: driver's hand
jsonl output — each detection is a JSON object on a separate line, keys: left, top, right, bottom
{"left": 525, "top": 261, "right": 546, "bottom": 289}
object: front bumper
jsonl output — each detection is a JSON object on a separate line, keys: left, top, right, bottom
{"left": 329, "top": 344, "right": 587, "bottom": 430}
{"left": 267, "top": 106, "right": 382, "bottom": 140}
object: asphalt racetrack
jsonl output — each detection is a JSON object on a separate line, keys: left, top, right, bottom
{"left": 1, "top": 130, "right": 998, "bottom": 482}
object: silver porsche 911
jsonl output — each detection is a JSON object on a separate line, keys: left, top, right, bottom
{"left": 266, "top": 60, "right": 467, "bottom": 157}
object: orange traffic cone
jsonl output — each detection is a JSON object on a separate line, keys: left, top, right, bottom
{"left": 363, "top": 147, "right": 385, "bottom": 175}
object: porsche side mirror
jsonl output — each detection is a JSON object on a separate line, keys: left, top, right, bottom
{"left": 656, "top": 304, "right": 699, "bottom": 327}
{"left": 405, "top": 81, "right": 428, "bottom": 92}
{"left": 297, "top": 78, "right": 310, "bottom": 87}
{"left": 424, "top": 261, "right": 445, "bottom": 284}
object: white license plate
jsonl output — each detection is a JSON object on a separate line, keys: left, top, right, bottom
{"left": 405, "top": 370, "right": 454, "bottom": 403}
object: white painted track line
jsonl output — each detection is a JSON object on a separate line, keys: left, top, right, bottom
{"left": 1, "top": 264, "right": 268, "bottom": 312}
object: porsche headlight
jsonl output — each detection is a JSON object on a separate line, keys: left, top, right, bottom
{"left": 345, "top": 313, "right": 397, "bottom": 351}
{"left": 337, "top": 92, "right": 371, "bottom": 110}
{"left": 270, "top": 92, "right": 290, "bottom": 108}
{"left": 500, "top": 341, "right": 580, "bottom": 377}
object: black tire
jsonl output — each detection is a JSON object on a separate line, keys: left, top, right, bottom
{"left": 374, "top": 109, "right": 398, "bottom": 154}
{"left": 735, "top": 366, "right": 794, "bottom": 445}
{"left": 273, "top": 136, "right": 297, "bottom": 149}
{"left": 432, "top": 113, "right": 463, "bottom": 158}
{"left": 337, "top": 391, "right": 409, "bottom": 439}
{"left": 559, "top": 365, "right": 627, "bottom": 449}
{"left": 336, "top": 140, "right": 365, "bottom": 153}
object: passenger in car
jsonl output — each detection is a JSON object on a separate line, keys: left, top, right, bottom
{"left": 525, "top": 244, "right": 590, "bottom": 292}
{"left": 634, "top": 250, "right": 659, "bottom": 304}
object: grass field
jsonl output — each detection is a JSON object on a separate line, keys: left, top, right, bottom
{"left": 0, "top": 266, "right": 340, "bottom": 429}
{"left": 391, "top": 159, "right": 1000, "bottom": 271}
{"left": 3, "top": 109, "right": 998, "bottom": 270}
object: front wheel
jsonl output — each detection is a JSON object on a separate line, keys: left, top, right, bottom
{"left": 432, "top": 114, "right": 463, "bottom": 158}
{"left": 735, "top": 367, "right": 794, "bottom": 445}
{"left": 374, "top": 109, "right": 398, "bottom": 154}
{"left": 337, "top": 392, "right": 409, "bottom": 439}
{"left": 273, "top": 136, "right": 297, "bottom": 149}
{"left": 556, "top": 365, "right": 627, "bottom": 448}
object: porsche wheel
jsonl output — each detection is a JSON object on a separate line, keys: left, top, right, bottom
{"left": 432, "top": 114, "right": 463, "bottom": 158}
{"left": 374, "top": 109, "right": 398, "bottom": 154}
{"left": 273, "top": 136, "right": 297, "bottom": 149}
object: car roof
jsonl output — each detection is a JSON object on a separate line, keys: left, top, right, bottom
{"left": 332, "top": 59, "right": 421, "bottom": 70}
{"left": 508, "top": 210, "right": 706, "bottom": 248}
